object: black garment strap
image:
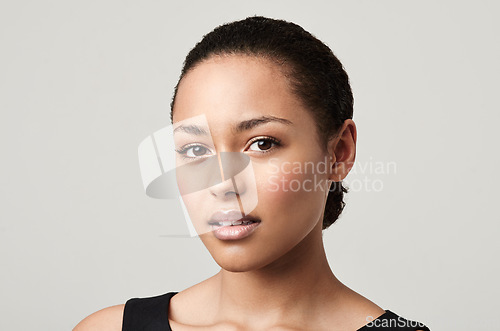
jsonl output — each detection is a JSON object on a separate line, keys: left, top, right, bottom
{"left": 122, "top": 292, "right": 178, "bottom": 331}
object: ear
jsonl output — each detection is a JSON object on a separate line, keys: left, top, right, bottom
{"left": 327, "top": 119, "right": 357, "bottom": 182}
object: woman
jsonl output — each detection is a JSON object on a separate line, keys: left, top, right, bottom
{"left": 75, "top": 16, "right": 430, "bottom": 330}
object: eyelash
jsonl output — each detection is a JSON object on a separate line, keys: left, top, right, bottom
{"left": 175, "top": 136, "right": 282, "bottom": 160}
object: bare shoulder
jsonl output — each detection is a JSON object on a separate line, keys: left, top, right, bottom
{"left": 169, "top": 274, "right": 219, "bottom": 325}
{"left": 326, "top": 284, "right": 387, "bottom": 330}
{"left": 73, "top": 304, "right": 125, "bottom": 331}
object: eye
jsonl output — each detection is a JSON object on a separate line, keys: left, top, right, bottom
{"left": 246, "top": 137, "right": 281, "bottom": 153}
{"left": 175, "top": 144, "right": 212, "bottom": 160}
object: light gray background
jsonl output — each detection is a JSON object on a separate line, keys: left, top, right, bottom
{"left": 1, "top": 1, "right": 498, "bottom": 330}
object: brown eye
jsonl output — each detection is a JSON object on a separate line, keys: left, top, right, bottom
{"left": 175, "top": 144, "right": 213, "bottom": 160}
{"left": 187, "top": 145, "right": 209, "bottom": 157}
{"left": 247, "top": 137, "right": 281, "bottom": 152}
{"left": 257, "top": 140, "right": 272, "bottom": 150}
{"left": 192, "top": 146, "right": 208, "bottom": 156}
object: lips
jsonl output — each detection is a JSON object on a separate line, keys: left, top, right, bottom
{"left": 208, "top": 209, "right": 260, "bottom": 225}
{"left": 208, "top": 209, "right": 261, "bottom": 240}
{"left": 208, "top": 219, "right": 259, "bottom": 226}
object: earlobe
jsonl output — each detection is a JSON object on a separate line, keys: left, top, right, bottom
{"left": 327, "top": 119, "right": 357, "bottom": 182}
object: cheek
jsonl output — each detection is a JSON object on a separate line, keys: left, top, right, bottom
{"left": 259, "top": 171, "right": 297, "bottom": 205}
{"left": 257, "top": 168, "right": 327, "bottom": 217}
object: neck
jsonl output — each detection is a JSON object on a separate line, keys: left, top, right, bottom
{"left": 212, "top": 221, "right": 344, "bottom": 327}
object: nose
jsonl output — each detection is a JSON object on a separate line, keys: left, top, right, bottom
{"left": 208, "top": 151, "right": 249, "bottom": 199}
{"left": 208, "top": 176, "right": 240, "bottom": 199}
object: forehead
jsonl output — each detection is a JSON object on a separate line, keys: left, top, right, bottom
{"left": 172, "top": 55, "right": 305, "bottom": 125}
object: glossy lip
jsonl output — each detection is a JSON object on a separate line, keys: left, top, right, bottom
{"left": 208, "top": 209, "right": 261, "bottom": 240}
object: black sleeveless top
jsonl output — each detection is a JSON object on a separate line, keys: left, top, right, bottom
{"left": 122, "top": 292, "right": 431, "bottom": 330}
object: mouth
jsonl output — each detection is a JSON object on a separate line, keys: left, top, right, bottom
{"left": 207, "top": 218, "right": 260, "bottom": 227}
{"left": 207, "top": 210, "right": 261, "bottom": 240}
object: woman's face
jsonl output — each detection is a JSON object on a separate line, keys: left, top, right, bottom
{"left": 172, "top": 55, "right": 333, "bottom": 272}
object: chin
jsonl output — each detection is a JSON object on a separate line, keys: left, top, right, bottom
{"left": 207, "top": 248, "right": 268, "bottom": 272}
{"left": 199, "top": 238, "right": 274, "bottom": 272}
{"left": 207, "top": 241, "right": 303, "bottom": 274}
{"left": 216, "top": 261, "right": 257, "bottom": 273}
{"left": 214, "top": 254, "right": 279, "bottom": 273}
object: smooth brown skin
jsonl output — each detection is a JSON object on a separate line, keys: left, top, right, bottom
{"left": 74, "top": 55, "right": 386, "bottom": 331}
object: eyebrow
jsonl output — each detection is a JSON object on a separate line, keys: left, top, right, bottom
{"left": 173, "top": 115, "right": 293, "bottom": 136}
{"left": 234, "top": 115, "right": 293, "bottom": 133}
{"left": 173, "top": 124, "right": 209, "bottom": 136}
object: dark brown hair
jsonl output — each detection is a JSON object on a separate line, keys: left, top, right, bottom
{"left": 170, "top": 16, "right": 353, "bottom": 229}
